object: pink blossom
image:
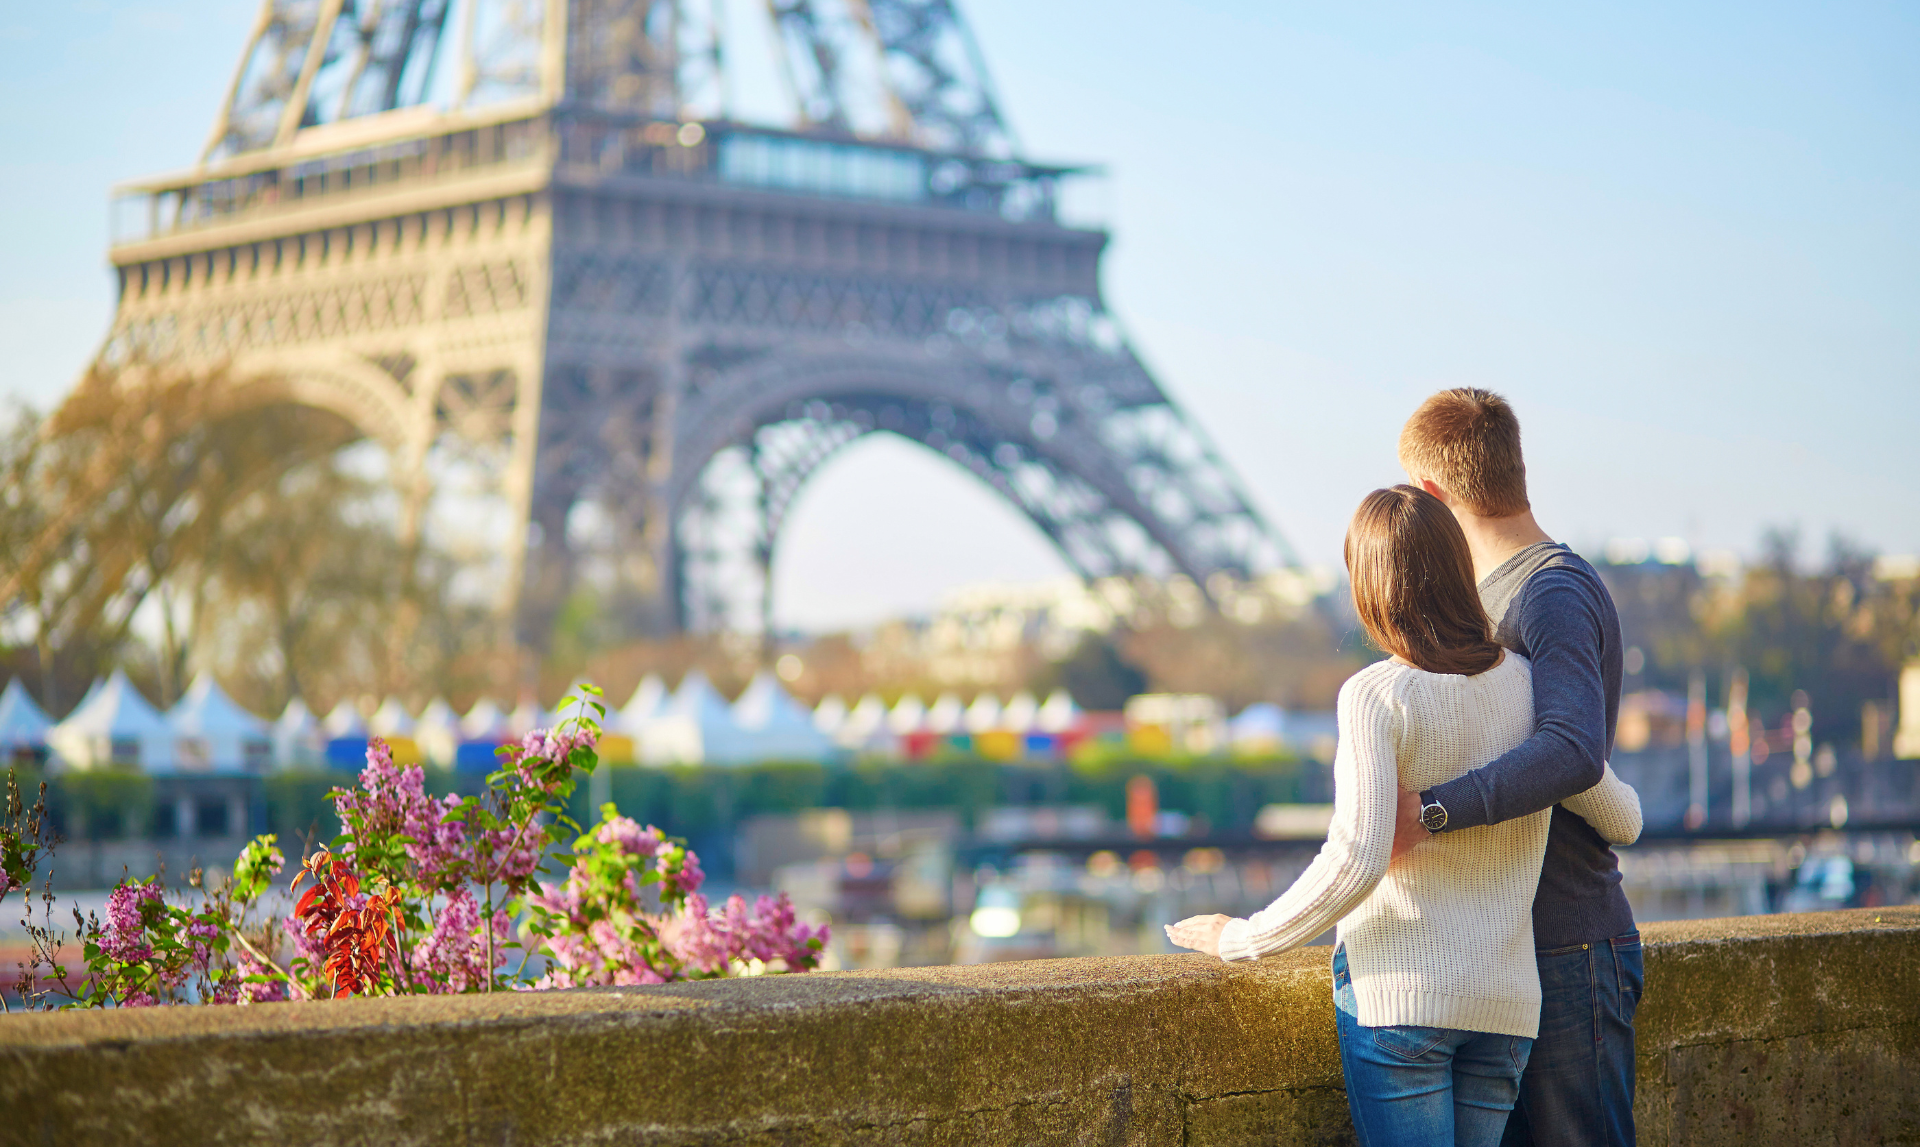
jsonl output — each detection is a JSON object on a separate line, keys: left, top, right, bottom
{"left": 334, "top": 738, "right": 470, "bottom": 887}
{"left": 662, "top": 849, "right": 704, "bottom": 897}
{"left": 185, "top": 919, "right": 219, "bottom": 972}
{"left": 235, "top": 950, "right": 288, "bottom": 1004}
{"left": 102, "top": 883, "right": 163, "bottom": 964}
{"left": 410, "top": 888, "right": 507, "bottom": 994}
{"left": 120, "top": 990, "right": 157, "bottom": 1008}
{"left": 282, "top": 913, "right": 327, "bottom": 967}
{"left": 659, "top": 893, "right": 731, "bottom": 975}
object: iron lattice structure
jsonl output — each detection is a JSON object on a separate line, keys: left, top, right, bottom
{"left": 102, "top": 0, "right": 1292, "bottom": 640}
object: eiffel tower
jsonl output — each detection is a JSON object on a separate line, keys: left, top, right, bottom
{"left": 101, "top": 0, "right": 1291, "bottom": 643}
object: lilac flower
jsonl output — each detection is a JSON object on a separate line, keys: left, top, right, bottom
{"left": 185, "top": 919, "right": 220, "bottom": 972}
{"left": 662, "top": 849, "right": 705, "bottom": 897}
{"left": 235, "top": 950, "right": 288, "bottom": 1004}
{"left": 335, "top": 738, "right": 470, "bottom": 887}
{"left": 102, "top": 882, "right": 163, "bottom": 964}
{"left": 410, "top": 888, "right": 507, "bottom": 994}
{"left": 120, "top": 990, "right": 158, "bottom": 1008}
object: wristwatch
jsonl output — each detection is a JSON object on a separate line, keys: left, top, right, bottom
{"left": 1418, "top": 789, "right": 1448, "bottom": 834}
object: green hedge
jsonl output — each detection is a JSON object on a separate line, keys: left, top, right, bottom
{"left": 564, "top": 755, "right": 1322, "bottom": 839}
{"left": 20, "top": 756, "right": 1322, "bottom": 852}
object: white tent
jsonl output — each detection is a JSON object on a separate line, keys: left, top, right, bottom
{"left": 460, "top": 698, "right": 509, "bottom": 742}
{"left": 49, "top": 670, "right": 174, "bottom": 771}
{"left": 839, "top": 693, "right": 894, "bottom": 752}
{"left": 926, "top": 693, "right": 965, "bottom": 734}
{"left": 369, "top": 697, "right": 417, "bottom": 738}
{"left": 963, "top": 693, "right": 1003, "bottom": 734}
{"left": 1037, "top": 689, "right": 1080, "bottom": 734}
{"left": 641, "top": 670, "right": 746, "bottom": 765}
{"left": 168, "top": 673, "right": 272, "bottom": 772}
{"left": 507, "top": 696, "right": 544, "bottom": 736}
{"left": 887, "top": 693, "right": 927, "bottom": 735}
{"left": 812, "top": 694, "right": 848, "bottom": 736}
{"left": 616, "top": 674, "right": 668, "bottom": 734}
{"left": 1001, "top": 691, "right": 1040, "bottom": 734}
{"left": 414, "top": 698, "right": 461, "bottom": 767}
{"left": 323, "top": 699, "right": 368, "bottom": 739}
{"left": 1229, "top": 702, "right": 1286, "bottom": 755}
{"left": 731, "top": 671, "right": 835, "bottom": 762}
{"left": 274, "top": 699, "right": 325, "bottom": 769}
{"left": 0, "top": 679, "right": 52, "bottom": 757}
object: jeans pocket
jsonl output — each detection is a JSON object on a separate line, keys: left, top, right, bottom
{"left": 1508, "top": 1035, "right": 1534, "bottom": 1075}
{"left": 1613, "top": 938, "right": 1646, "bottom": 1008}
{"left": 1372, "top": 1025, "right": 1449, "bottom": 1062}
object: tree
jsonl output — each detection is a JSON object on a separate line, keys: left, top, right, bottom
{"left": 1, "top": 361, "right": 500, "bottom": 718}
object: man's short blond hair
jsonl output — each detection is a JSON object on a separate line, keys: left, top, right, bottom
{"left": 1397, "top": 388, "right": 1530, "bottom": 517}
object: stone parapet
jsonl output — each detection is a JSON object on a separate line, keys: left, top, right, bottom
{"left": 3, "top": 906, "right": 1917, "bottom": 1146}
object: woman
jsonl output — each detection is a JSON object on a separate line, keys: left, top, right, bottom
{"left": 1166, "top": 485, "right": 1640, "bottom": 1147}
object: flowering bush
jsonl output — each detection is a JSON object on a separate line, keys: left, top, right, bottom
{"left": 6, "top": 684, "right": 828, "bottom": 1010}
{"left": 523, "top": 806, "right": 827, "bottom": 987}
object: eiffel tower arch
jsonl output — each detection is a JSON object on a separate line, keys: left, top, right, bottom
{"left": 97, "top": 0, "right": 1293, "bottom": 644}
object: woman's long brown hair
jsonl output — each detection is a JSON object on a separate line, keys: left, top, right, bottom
{"left": 1344, "top": 485, "right": 1504, "bottom": 676}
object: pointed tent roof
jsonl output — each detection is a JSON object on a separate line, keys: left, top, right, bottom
{"left": 1037, "top": 689, "right": 1079, "bottom": 734}
{"left": 71, "top": 676, "right": 107, "bottom": 716}
{"left": 964, "top": 693, "right": 1003, "bottom": 734}
{"left": 0, "top": 679, "right": 52, "bottom": 747}
{"left": 416, "top": 697, "right": 460, "bottom": 734}
{"left": 56, "top": 669, "right": 171, "bottom": 740}
{"left": 273, "top": 698, "right": 324, "bottom": 768}
{"left": 507, "top": 696, "right": 544, "bottom": 736}
{"left": 926, "top": 693, "right": 965, "bottom": 734}
{"left": 1002, "top": 691, "right": 1039, "bottom": 733}
{"left": 461, "top": 698, "right": 509, "bottom": 741}
{"left": 888, "top": 693, "right": 927, "bottom": 734}
{"left": 369, "top": 697, "right": 417, "bottom": 737}
{"left": 666, "top": 670, "right": 736, "bottom": 724}
{"left": 732, "top": 671, "right": 835, "bottom": 761}
{"left": 845, "top": 694, "right": 889, "bottom": 737}
{"left": 732, "top": 671, "right": 815, "bottom": 732}
{"left": 618, "top": 674, "right": 668, "bottom": 732}
{"left": 638, "top": 670, "right": 750, "bottom": 765}
{"left": 169, "top": 673, "right": 269, "bottom": 738}
{"left": 812, "top": 694, "right": 848, "bottom": 735}
{"left": 323, "top": 699, "right": 368, "bottom": 738}
{"left": 275, "top": 698, "right": 319, "bottom": 737}
{"left": 414, "top": 697, "right": 462, "bottom": 765}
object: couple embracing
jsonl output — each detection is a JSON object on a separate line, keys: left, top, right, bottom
{"left": 1168, "top": 389, "right": 1644, "bottom": 1147}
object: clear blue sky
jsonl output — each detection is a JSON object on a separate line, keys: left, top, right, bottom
{"left": 3, "top": 2, "right": 1916, "bottom": 631}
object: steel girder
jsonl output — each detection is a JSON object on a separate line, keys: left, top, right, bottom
{"left": 658, "top": 342, "right": 1287, "bottom": 632}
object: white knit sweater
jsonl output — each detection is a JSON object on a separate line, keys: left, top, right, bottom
{"left": 1216, "top": 654, "right": 1642, "bottom": 1038}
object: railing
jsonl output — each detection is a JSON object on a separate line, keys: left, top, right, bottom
{"left": 4, "top": 906, "right": 1916, "bottom": 1146}
{"left": 110, "top": 110, "right": 1090, "bottom": 247}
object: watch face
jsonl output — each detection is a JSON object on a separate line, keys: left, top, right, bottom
{"left": 1421, "top": 804, "right": 1447, "bottom": 832}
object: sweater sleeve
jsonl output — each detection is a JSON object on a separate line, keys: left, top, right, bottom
{"left": 1218, "top": 669, "right": 1400, "bottom": 962}
{"left": 1559, "top": 762, "right": 1642, "bottom": 846}
{"left": 1421, "top": 571, "right": 1609, "bottom": 832}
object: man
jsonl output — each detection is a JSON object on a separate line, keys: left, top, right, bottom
{"left": 1390, "top": 388, "right": 1641, "bottom": 1147}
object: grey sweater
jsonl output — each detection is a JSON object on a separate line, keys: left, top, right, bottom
{"left": 1422, "top": 542, "right": 1636, "bottom": 949}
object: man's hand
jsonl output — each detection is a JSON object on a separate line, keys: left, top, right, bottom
{"left": 1164, "top": 914, "right": 1232, "bottom": 958}
{"left": 1391, "top": 788, "right": 1431, "bottom": 864}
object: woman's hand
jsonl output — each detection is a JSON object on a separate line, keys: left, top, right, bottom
{"left": 1164, "top": 914, "right": 1233, "bottom": 957}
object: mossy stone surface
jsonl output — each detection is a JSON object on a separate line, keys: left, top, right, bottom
{"left": 2, "top": 907, "right": 1916, "bottom": 1146}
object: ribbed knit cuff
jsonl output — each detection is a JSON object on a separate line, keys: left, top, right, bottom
{"left": 1216, "top": 918, "right": 1255, "bottom": 962}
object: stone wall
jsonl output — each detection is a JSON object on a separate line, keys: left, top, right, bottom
{"left": 2, "top": 906, "right": 1916, "bottom": 1146}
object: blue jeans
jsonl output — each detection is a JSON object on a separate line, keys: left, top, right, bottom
{"left": 1333, "top": 945, "right": 1534, "bottom": 1147}
{"left": 1500, "top": 931, "right": 1643, "bottom": 1147}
